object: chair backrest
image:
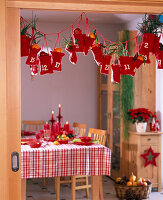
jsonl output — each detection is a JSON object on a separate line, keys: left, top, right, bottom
{"left": 88, "top": 128, "right": 106, "bottom": 145}
{"left": 72, "top": 122, "right": 87, "bottom": 136}
{"left": 22, "top": 120, "right": 44, "bottom": 131}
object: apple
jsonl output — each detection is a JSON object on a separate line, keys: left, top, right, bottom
{"left": 137, "top": 177, "right": 143, "bottom": 186}
{"left": 143, "top": 182, "right": 148, "bottom": 186}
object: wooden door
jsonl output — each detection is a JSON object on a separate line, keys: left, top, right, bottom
{"left": 1, "top": 1, "right": 163, "bottom": 200}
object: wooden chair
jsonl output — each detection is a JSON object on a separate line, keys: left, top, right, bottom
{"left": 22, "top": 120, "right": 44, "bottom": 131}
{"left": 22, "top": 120, "right": 45, "bottom": 186}
{"left": 72, "top": 122, "right": 87, "bottom": 136}
{"left": 55, "top": 127, "right": 107, "bottom": 200}
{"left": 88, "top": 128, "right": 107, "bottom": 200}
{"left": 88, "top": 128, "right": 106, "bottom": 146}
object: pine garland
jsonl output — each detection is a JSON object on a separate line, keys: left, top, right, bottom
{"left": 120, "top": 30, "right": 134, "bottom": 139}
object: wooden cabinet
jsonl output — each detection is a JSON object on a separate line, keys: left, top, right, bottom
{"left": 128, "top": 131, "right": 162, "bottom": 192}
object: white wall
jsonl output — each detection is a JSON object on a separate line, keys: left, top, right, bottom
{"left": 21, "top": 21, "right": 123, "bottom": 131}
{"left": 124, "top": 19, "right": 163, "bottom": 188}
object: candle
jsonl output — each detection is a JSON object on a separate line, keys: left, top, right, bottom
{"left": 59, "top": 104, "right": 61, "bottom": 115}
{"left": 52, "top": 123, "right": 59, "bottom": 133}
{"left": 52, "top": 110, "right": 54, "bottom": 120}
{"left": 64, "top": 121, "right": 70, "bottom": 132}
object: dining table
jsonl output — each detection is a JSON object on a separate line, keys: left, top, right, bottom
{"left": 21, "top": 140, "right": 111, "bottom": 200}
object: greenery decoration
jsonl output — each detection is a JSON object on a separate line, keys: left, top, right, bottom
{"left": 120, "top": 30, "right": 134, "bottom": 139}
{"left": 137, "top": 14, "right": 163, "bottom": 34}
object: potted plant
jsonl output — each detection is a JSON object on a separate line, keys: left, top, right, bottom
{"left": 128, "top": 108, "right": 153, "bottom": 132}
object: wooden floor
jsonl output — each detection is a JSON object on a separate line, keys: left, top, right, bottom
{"left": 26, "top": 176, "right": 163, "bottom": 200}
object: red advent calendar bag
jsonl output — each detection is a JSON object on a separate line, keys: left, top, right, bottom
{"left": 119, "top": 56, "right": 136, "bottom": 77}
{"left": 134, "top": 56, "right": 144, "bottom": 69}
{"left": 139, "top": 33, "right": 155, "bottom": 53}
{"left": 73, "top": 28, "right": 84, "bottom": 52}
{"left": 111, "top": 64, "right": 121, "bottom": 83}
{"left": 21, "top": 34, "right": 31, "bottom": 57}
{"left": 26, "top": 45, "right": 41, "bottom": 65}
{"left": 139, "top": 49, "right": 151, "bottom": 64}
{"left": 83, "top": 35, "right": 95, "bottom": 55}
{"left": 91, "top": 44, "right": 104, "bottom": 65}
{"left": 156, "top": 51, "right": 163, "bottom": 69}
{"left": 51, "top": 50, "right": 65, "bottom": 71}
{"left": 39, "top": 51, "right": 53, "bottom": 75}
{"left": 66, "top": 44, "right": 77, "bottom": 64}
{"left": 100, "top": 55, "right": 112, "bottom": 75}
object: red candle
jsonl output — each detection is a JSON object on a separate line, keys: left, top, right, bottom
{"left": 51, "top": 110, "right": 54, "bottom": 120}
{"left": 59, "top": 104, "right": 61, "bottom": 115}
{"left": 64, "top": 121, "right": 70, "bottom": 132}
{"left": 52, "top": 123, "right": 59, "bottom": 133}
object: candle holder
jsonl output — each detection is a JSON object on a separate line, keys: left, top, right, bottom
{"left": 57, "top": 114, "right": 63, "bottom": 131}
{"left": 49, "top": 118, "right": 56, "bottom": 130}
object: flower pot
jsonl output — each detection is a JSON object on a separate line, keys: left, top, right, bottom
{"left": 136, "top": 122, "right": 147, "bottom": 132}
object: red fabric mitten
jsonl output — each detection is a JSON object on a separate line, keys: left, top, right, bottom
{"left": 26, "top": 46, "right": 41, "bottom": 65}
{"left": 139, "top": 49, "right": 151, "bottom": 64}
{"left": 156, "top": 50, "right": 163, "bottom": 69}
{"left": 21, "top": 35, "right": 31, "bottom": 57}
{"left": 100, "top": 55, "right": 112, "bottom": 75}
{"left": 66, "top": 43, "right": 77, "bottom": 64}
{"left": 73, "top": 28, "right": 84, "bottom": 52}
{"left": 153, "top": 35, "right": 160, "bottom": 55}
{"left": 30, "top": 65, "right": 38, "bottom": 76}
{"left": 39, "top": 51, "right": 53, "bottom": 75}
{"left": 83, "top": 35, "right": 95, "bottom": 55}
{"left": 51, "top": 50, "right": 65, "bottom": 71}
{"left": 139, "top": 33, "right": 155, "bottom": 53}
{"left": 111, "top": 64, "right": 121, "bottom": 83}
{"left": 119, "top": 56, "right": 136, "bottom": 77}
{"left": 134, "top": 56, "right": 144, "bottom": 69}
{"left": 91, "top": 44, "right": 104, "bottom": 65}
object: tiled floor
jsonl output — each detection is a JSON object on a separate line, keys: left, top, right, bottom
{"left": 27, "top": 176, "right": 163, "bottom": 200}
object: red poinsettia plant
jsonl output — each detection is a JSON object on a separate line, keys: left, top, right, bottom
{"left": 128, "top": 108, "right": 153, "bottom": 124}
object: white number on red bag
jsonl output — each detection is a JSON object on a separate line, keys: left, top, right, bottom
{"left": 158, "top": 60, "right": 161, "bottom": 65}
{"left": 55, "top": 62, "right": 60, "bottom": 68}
{"left": 42, "top": 65, "right": 48, "bottom": 71}
{"left": 30, "top": 57, "right": 35, "bottom": 63}
{"left": 144, "top": 43, "right": 148, "bottom": 48}
{"left": 105, "top": 65, "right": 109, "bottom": 70}
{"left": 124, "top": 64, "right": 130, "bottom": 70}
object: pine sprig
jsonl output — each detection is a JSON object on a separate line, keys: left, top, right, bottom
{"left": 137, "top": 13, "right": 163, "bottom": 34}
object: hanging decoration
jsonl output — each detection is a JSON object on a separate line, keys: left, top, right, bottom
{"left": 141, "top": 146, "right": 160, "bottom": 167}
{"left": 20, "top": 12, "right": 163, "bottom": 81}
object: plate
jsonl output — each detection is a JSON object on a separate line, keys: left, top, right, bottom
{"left": 79, "top": 136, "right": 93, "bottom": 142}
{"left": 28, "top": 140, "right": 42, "bottom": 148}
{"left": 22, "top": 131, "right": 36, "bottom": 136}
{"left": 73, "top": 141, "right": 94, "bottom": 146}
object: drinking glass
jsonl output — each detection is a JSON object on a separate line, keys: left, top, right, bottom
{"left": 44, "top": 129, "right": 51, "bottom": 145}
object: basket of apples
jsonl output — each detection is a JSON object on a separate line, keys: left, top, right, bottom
{"left": 114, "top": 173, "right": 152, "bottom": 200}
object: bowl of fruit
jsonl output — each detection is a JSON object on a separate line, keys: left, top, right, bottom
{"left": 115, "top": 173, "right": 152, "bottom": 199}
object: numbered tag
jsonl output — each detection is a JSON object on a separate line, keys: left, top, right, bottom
{"left": 30, "top": 57, "right": 35, "bottom": 63}
{"left": 124, "top": 64, "right": 130, "bottom": 70}
{"left": 144, "top": 43, "right": 148, "bottom": 49}
{"left": 42, "top": 65, "right": 48, "bottom": 71}
{"left": 105, "top": 65, "right": 109, "bottom": 70}
{"left": 143, "top": 55, "right": 147, "bottom": 60}
{"left": 55, "top": 62, "right": 61, "bottom": 68}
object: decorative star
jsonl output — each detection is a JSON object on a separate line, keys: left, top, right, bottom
{"left": 141, "top": 146, "right": 160, "bottom": 167}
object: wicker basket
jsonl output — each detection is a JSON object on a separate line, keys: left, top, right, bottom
{"left": 114, "top": 183, "right": 152, "bottom": 199}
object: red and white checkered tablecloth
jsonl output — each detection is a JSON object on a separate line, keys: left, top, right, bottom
{"left": 21, "top": 141, "right": 111, "bottom": 179}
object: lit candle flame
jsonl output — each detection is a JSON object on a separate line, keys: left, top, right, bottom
{"left": 66, "top": 121, "right": 68, "bottom": 124}
{"left": 59, "top": 104, "right": 61, "bottom": 108}
{"left": 52, "top": 110, "right": 54, "bottom": 114}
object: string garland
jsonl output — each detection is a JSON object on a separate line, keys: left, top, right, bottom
{"left": 20, "top": 12, "right": 163, "bottom": 81}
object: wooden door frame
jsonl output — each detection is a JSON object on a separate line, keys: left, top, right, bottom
{"left": 1, "top": 1, "right": 163, "bottom": 200}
